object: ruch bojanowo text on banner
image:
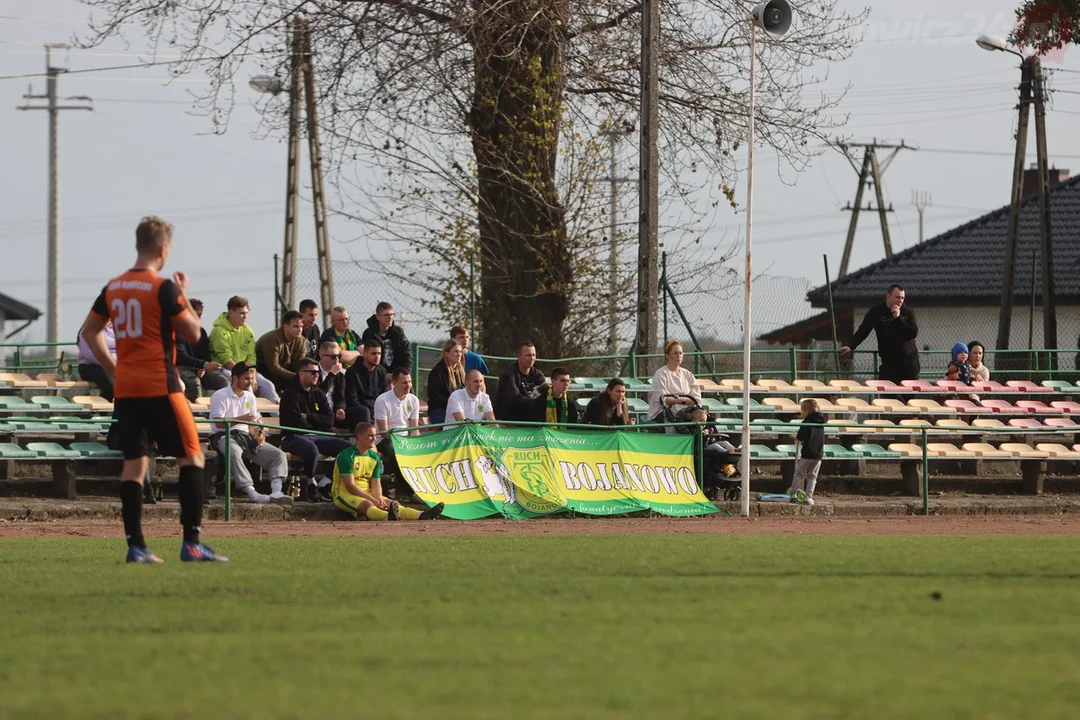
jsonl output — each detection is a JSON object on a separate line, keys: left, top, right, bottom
{"left": 392, "top": 426, "right": 718, "bottom": 519}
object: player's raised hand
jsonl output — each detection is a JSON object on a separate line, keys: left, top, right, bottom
{"left": 172, "top": 271, "right": 190, "bottom": 294}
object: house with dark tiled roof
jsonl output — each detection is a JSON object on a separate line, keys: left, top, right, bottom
{"left": 762, "top": 167, "right": 1080, "bottom": 370}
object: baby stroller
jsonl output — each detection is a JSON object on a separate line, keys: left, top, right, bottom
{"left": 660, "top": 394, "right": 742, "bottom": 501}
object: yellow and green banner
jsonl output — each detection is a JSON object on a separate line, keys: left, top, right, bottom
{"left": 393, "top": 425, "right": 718, "bottom": 519}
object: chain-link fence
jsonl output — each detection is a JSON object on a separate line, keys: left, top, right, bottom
{"left": 286, "top": 256, "right": 1080, "bottom": 383}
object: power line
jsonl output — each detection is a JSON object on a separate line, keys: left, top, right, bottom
{"left": 0, "top": 52, "right": 272, "bottom": 81}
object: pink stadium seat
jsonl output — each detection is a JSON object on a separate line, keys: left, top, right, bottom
{"left": 1073, "top": 444, "right": 1080, "bottom": 454}
{"left": 979, "top": 399, "right": 1029, "bottom": 413}
{"left": 971, "top": 380, "right": 1008, "bottom": 393}
{"left": 865, "top": 379, "right": 901, "bottom": 392}
{"left": 944, "top": 399, "right": 981, "bottom": 413}
{"left": 1051, "top": 401, "right": 1080, "bottom": 413}
{"left": 1016, "top": 400, "right": 1062, "bottom": 414}
{"left": 1007, "top": 418, "right": 1044, "bottom": 429}
{"left": 1044, "top": 417, "right": 1079, "bottom": 428}
{"left": 900, "top": 380, "right": 936, "bottom": 392}
{"left": 935, "top": 380, "right": 970, "bottom": 392}
{"left": 1006, "top": 380, "right": 1042, "bottom": 392}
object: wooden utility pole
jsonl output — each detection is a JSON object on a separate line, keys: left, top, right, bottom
{"left": 995, "top": 58, "right": 1033, "bottom": 351}
{"left": 636, "top": 0, "right": 660, "bottom": 364}
{"left": 833, "top": 139, "right": 912, "bottom": 277}
{"left": 1032, "top": 56, "right": 1056, "bottom": 353}
{"left": 277, "top": 19, "right": 334, "bottom": 319}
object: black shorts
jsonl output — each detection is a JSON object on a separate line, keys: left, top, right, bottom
{"left": 112, "top": 393, "right": 203, "bottom": 460}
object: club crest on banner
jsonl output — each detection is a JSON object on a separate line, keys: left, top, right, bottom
{"left": 499, "top": 446, "right": 567, "bottom": 515}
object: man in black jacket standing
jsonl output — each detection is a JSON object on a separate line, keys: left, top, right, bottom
{"left": 840, "top": 284, "right": 919, "bottom": 384}
{"left": 279, "top": 358, "right": 353, "bottom": 502}
{"left": 361, "top": 301, "right": 412, "bottom": 372}
{"left": 345, "top": 342, "right": 389, "bottom": 425}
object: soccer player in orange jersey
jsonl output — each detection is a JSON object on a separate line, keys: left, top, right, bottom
{"left": 81, "top": 216, "right": 227, "bottom": 563}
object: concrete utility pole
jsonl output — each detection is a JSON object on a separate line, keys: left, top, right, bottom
{"left": 260, "top": 19, "right": 335, "bottom": 318}
{"left": 832, "top": 139, "right": 913, "bottom": 277}
{"left": 600, "top": 119, "right": 635, "bottom": 356}
{"left": 16, "top": 44, "right": 92, "bottom": 357}
{"left": 995, "top": 58, "right": 1034, "bottom": 351}
{"left": 912, "top": 190, "right": 932, "bottom": 244}
{"left": 636, "top": 0, "right": 660, "bottom": 365}
{"left": 1031, "top": 57, "right": 1057, "bottom": 353}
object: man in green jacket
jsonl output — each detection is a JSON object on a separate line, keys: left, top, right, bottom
{"left": 256, "top": 310, "right": 306, "bottom": 393}
{"left": 209, "top": 295, "right": 279, "bottom": 402}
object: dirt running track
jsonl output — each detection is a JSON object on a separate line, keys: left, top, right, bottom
{"left": 3, "top": 515, "right": 1080, "bottom": 538}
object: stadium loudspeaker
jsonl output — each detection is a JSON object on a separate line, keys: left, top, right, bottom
{"left": 750, "top": 0, "right": 792, "bottom": 38}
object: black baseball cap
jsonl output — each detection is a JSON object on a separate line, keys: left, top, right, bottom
{"left": 232, "top": 361, "right": 255, "bottom": 376}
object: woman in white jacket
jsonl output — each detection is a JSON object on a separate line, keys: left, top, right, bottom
{"left": 648, "top": 340, "right": 704, "bottom": 423}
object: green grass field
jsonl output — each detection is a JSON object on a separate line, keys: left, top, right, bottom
{"left": 2, "top": 534, "right": 1078, "bottom": 719}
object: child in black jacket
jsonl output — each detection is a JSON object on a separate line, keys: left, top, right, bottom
{"left": 790, "top": 398, "right": 825, "bottom": 505}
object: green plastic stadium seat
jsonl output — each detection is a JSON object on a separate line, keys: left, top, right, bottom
{"left": 1042, "top": 380, "right": 1077, "bottom": 392}
{"left": 30, "top": 396, "right": 85, "bottom": 412}
{"left": 0, "top": 397, "right": 40, "bottom": 411}
{"left": 774, "top": 443, "right": 799, "bottom": 456}
{"left": 748, "top": 444, "right": 789, "bottom": 459}
{"left": 626, "top": 397, "right": 649, "bottom": 414}
{"left": 25, "top": 442, "right": 82, "bottom": 459}
{"left": 621, "top": 378, "right": 651, "bottom": 392}
{"left": 0, "top": 443, "right": 37, "bottom": 459}
{"left": 574, "top": 377, "right": 606, "bottom": 390}
{"left": 710, "top": 417, "right": 741, "bottom": 429}
{"left": 851, "top": 443, "right": 902, "bottom": 458}
{"left": 575, "top": 398, "right": 590, "bottom": 411}
{"left": 701, "top": 398, "right": 728, "bottom": 413}
{"left": 726, "top": 397, "right": 765, "bottom": 410}
{"left": 10, "top": 421, "right": 62, "bottom": 433}
{"left": 823, "top": 444, "right": 862, "bottom": 459}
{"left": 70, "top": 442, "right": 124, "bottom": 459}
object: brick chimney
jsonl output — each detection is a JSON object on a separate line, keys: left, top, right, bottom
{"left": 1021, "top": 164, "right": 1069, "bottom": 197}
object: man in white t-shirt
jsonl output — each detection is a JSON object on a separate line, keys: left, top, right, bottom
{"left": 373, "top": 367, "right": 421, "bottom": 500}
{"left": 446, "top": 370, "right": 496, "bottom": 423}
{"left": 209, "top": 362, "right": 292, "bottom": 505}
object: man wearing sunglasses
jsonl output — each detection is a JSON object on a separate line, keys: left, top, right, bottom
{"left": 316, "top": 340, "right": 370, "bottom": 431}
{"left": 280, "top": 357, "right": 354, "bottom": 502}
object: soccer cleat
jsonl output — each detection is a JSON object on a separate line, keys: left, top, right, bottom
{"left": 795, "top": 489, "right": 807, "bottom": 504}
{"left": 803, "top": 496, "right": 815, "bottom": 506}
{"left": 180, "top": 542, "right": 229, "bottom": 562}
{"left": 419, "top": 502, "right": 445, "bottom": 520}
{"left": 126, "top": 546, "right": 164, "bottom": 564}
{"left": 269, "top": 493, "right": 295, "bottom": 506}
{"left": 386, "top": 500, "right": 401, "bottom": 521}
{"left": 316, "top": 485, "right": 333, "bottom": 503}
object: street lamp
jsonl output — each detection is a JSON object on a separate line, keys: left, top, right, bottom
{"left": 976, "top": 33, "right": 1024, "bottom": 57}
{"left": 740, "top": 0, "right": 793, "bottom": 517}
{"left": 249, "top": 75, "right": 286, "bottom": 96}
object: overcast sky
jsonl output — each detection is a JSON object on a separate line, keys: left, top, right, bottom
{"left": 4, "top": 0, "right": 1080, "bottom": 349}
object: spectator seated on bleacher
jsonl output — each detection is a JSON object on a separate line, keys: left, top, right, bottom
{"left": 950, "top": 343, "right": 973, "bottom": 385}
{"left": 968, "top": 341, "right": 990, "bottom": 382}
{"left": 344, "top": 341, "right": 387, "bottom": 426}
{"left": 540, "top": 367, "right": 578, "bottom": 429}
{"left": 208, "top": 362, "right": 292, "bottom": 505}
{"left": 446, "top": 370, "right": 495, "bottom": 423}
{"left": 320, "top": 306, "right": 363, "bottom": 367}
{"left": 451, "top": 326, "right": 489, "bottom": 375}
{"left": 316, "top": 341, "right": 368, "bottom": 431}
{"left": 77, "top": 319, "right": 115, "bottom": 401}
{"left": 583, "top": 378, "right": 633, "bottom": 427}
{"left": 362, "top": 301, "right": 413, "bottom": 372}
{"left": 299, "top": 299, "right": 321, "bottom": 360}
{"left": 427, "top": 339, "right": 466, "bottom": 426}
{"left": 255, "top": 310, "right": 307, "bottom": 394}
{"left": 648, "top": 340, "right": 704, "bottom": 425}
{"left": 374, "top": 367, "right": 421, "bottom": 502}
{"left": 209, "top": 295, "right": 280, "bottom": 403}
{"left": 175, "top": 298, "right": 228, "bottom": 402}
{"left": 494, "top": 341, "right": 546, "bottom": 422}
{"left": 278, "top": 358, "right": 352, "bottom": 503}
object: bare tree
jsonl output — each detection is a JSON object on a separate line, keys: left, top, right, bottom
{"left": 80, "top": 0, "right": 865, "bottom": 356}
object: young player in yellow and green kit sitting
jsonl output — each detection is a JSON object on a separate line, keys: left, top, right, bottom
{"left": 333, "top": 422, "right": 445, "bottom": 521}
